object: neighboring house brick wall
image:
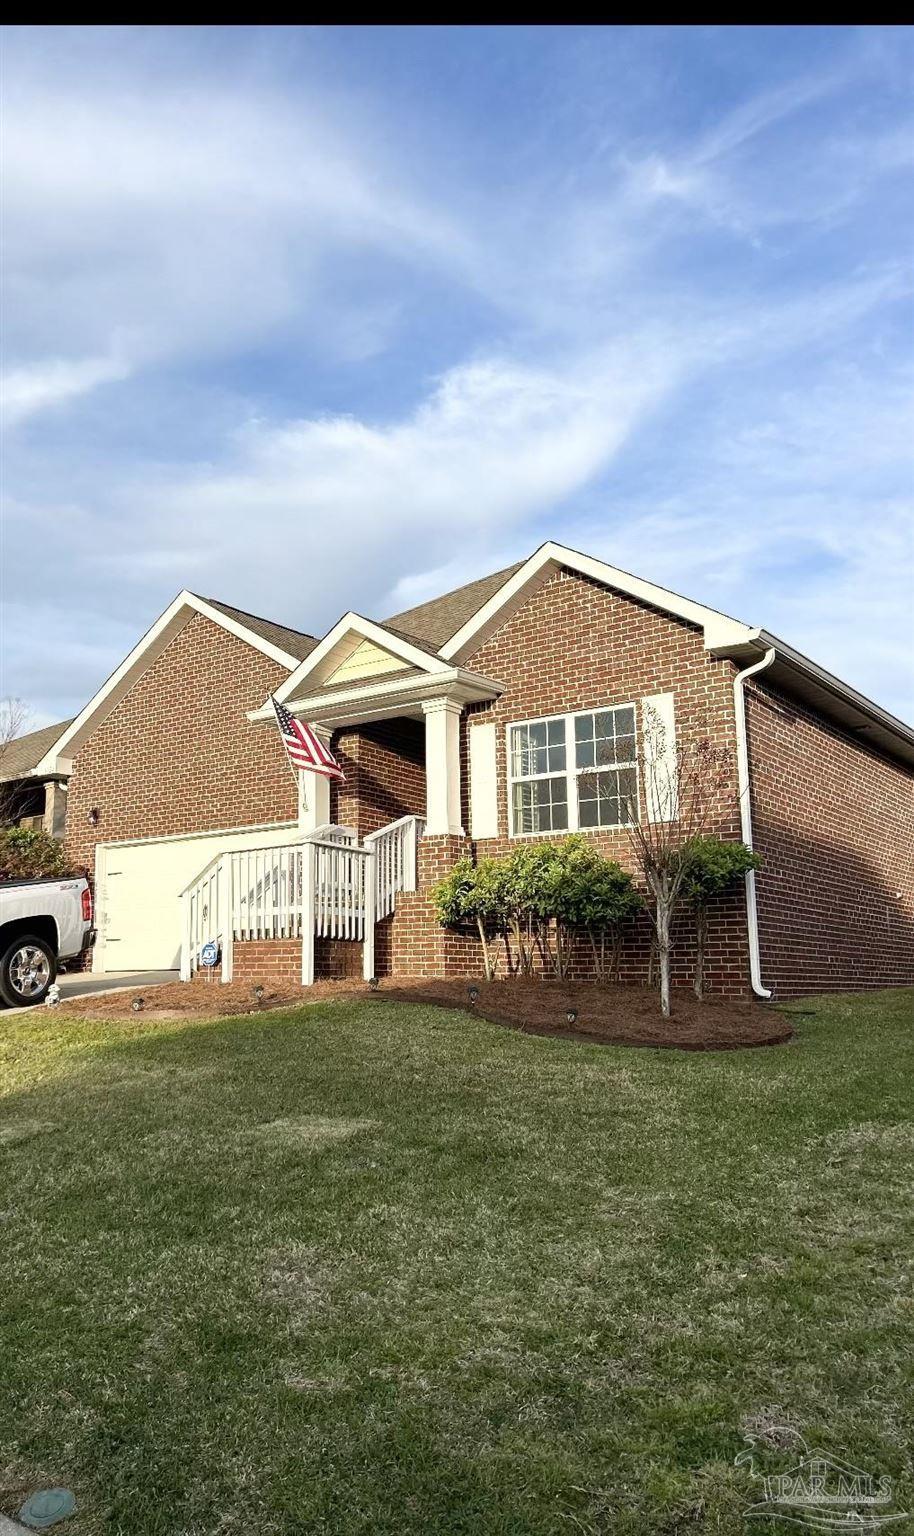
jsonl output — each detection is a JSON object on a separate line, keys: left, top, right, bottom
{"left": 391, "top": 567, "right": 753, "bottom": 993}
{"left": 747, "top": 682, "right": 914, "bottom": 996}
{"left": 66, "top": 611, "right": 297, "bottom": 874}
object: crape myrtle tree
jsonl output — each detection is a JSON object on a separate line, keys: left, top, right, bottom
{"left": 681, "top": 836, "right": 760, "bottom": 1000}
{"left": 620, "top": 706, "right": 733, "bottom": 1019}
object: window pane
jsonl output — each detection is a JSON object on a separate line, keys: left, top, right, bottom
{"left": 617, "top": 766, "right": 638, "bottom": 820}
{"left": 576, "top": 766, "right": 638, "bottom": 829}
{"left": 575, "top": 736, "right": 595, "bottom": 769}
{"left": 512, "top": 718, "right": 566, "bottom": 778}
{"left": 574, "top": 714, "right": 594, "bottom": 743}
{"left": 547, "top": 740, "right": 566, "bottom": 772}
{"left": 512, "top": 776, "right": 568, "bottom": 835}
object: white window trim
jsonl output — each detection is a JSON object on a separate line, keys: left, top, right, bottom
{"left": 505, "top": 704, "right": 640, "bottom": 839}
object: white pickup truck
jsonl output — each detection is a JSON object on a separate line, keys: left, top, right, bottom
{"left": 0, "top": 876, "right": 95, "bottom": 1006}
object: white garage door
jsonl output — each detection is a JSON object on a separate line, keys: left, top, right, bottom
{"left": 95, "top": 824, "right": 298, "bottom": 972}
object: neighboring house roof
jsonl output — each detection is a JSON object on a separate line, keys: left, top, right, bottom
{"left": 384, "top": 562, "right": 525, "bottom": 651}
{"left": 1, "top": 718, "right": 74, "bottom": 782}
{"left": 201, "top": 597, "right": 318, "bottom": 664}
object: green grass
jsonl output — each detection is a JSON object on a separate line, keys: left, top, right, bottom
{"left": 1, "top": 990, "right": 912, "bottom": 1535}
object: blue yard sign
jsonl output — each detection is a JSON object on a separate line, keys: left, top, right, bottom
{"left": 201, "top": 941, "right": 218, "bottom": 968}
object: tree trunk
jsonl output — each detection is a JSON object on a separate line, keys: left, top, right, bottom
{"left": 655, "top": 875, "right": 672, "bottom": 1018}
{"left": 476, "top": 915, "right": 496, "bottom": 982}
{"left": 693, "top": 906, "right": 707, "bottom": 1001}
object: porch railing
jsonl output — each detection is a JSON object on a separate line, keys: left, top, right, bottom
{"left": 180, "top": 814, "right": 424, "bottom": 985}
{"left": 364, "top": 814, "right": 425, "bottom": 920}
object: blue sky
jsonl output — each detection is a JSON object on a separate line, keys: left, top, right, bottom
{"left": 2, "top": 25, "right": 912, "bottom": 728}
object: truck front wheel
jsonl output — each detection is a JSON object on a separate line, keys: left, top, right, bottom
{"left": 0, "top": 935, "right": 56, "bottom": 1007}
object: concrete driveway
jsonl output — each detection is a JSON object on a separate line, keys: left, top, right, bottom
{"left": 56, "top": 969, "right": 179, "bottom": 1000}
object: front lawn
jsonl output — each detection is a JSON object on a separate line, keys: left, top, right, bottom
{"left": 1, "top": 990, "right": 912, "bottom": 1534}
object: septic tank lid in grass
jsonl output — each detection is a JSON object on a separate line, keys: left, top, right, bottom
{"left": 18, "top": 1488, "right": 76, "bottom": 1529}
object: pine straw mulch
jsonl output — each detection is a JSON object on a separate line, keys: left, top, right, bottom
{"left": 59, "top": 975, "right": 793, "bottom": 1051}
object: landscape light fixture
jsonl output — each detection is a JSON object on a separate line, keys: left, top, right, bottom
{"left": 252, "top": 984, "right": 265, "bottom": 1007}
{"left": 467, "top": 984, "right": 480, "bottom": 1004}
{"left": 367, "top": 976, "right": 379, "bottom": 990}
{"left": 566, "top": 1008, "right": 578, "bottom": 1025}
{"left": 132, "top": 996, "right": 145, "bottom": 1013}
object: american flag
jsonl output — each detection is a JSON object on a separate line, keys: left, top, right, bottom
{"left": 270, "top": 696, "right": 344, "bottom": 779}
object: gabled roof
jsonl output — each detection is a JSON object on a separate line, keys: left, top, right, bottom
{"left": 34, "top": 590, "right": 315, "bottom": 775}
{"left": 201, "top": 597, "right": 318, "bottom": 664}
{"left": 1, "top": 718, "right": 74, "bottom": 782}
{"left": 273, "top": 611, "right": 452, "bottom": 706}
{"left": 384, "top": 562, "right": 524, "bottom": 651}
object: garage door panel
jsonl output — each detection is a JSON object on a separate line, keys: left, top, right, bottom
{"left": 97, "top": 825, "right": 297, "bottom": 972}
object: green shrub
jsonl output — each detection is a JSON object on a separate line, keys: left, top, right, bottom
{"left": 433, "top": 836, "right": 642, "bottom": 983}
{"left": 681, "top": 836, "right": 761, "bottom": 998}
{"left": 0, "top": 826, "right": 77, "bottom": 883}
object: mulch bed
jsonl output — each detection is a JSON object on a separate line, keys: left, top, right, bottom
{"left": 59, "top": 975, "right": 792, "bottom": 1051}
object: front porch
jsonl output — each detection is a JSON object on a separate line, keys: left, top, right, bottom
{"left": 180, "top": 612, "right": 505, "bottom": 986}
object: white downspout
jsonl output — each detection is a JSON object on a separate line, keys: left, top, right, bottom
{"left": 733, "top": 647, "right": 777, "bottom": 999}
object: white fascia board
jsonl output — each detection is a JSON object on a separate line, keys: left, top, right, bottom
{"left": 33, "top": 591, "right": 302, "bottom": 774}
{"left": 274, "top": 611, "right": 451, "bottom": 704}
{"left": 756, "top": 630, "right": 914, "bottom": 750}
{"left": 440, "top": 541, "right": 757, "bottom": 661}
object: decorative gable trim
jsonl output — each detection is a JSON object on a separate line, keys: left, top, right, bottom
{"left": 274, "top": 612, "right": 450, "bottom": 705}
{"left": 325, "top": 637, "right": 410, "bottom": 686}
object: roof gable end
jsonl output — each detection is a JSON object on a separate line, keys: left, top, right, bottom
{"left": 34, "top": 591, "right": 308, "bottom": 775}
{"left": 274, "top": 613, "right": 450, "bottom": 705}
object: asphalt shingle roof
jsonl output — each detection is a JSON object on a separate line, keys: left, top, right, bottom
{"left": 202, "top": 598, "right": 320, "bottom": 663}
{"left": 1, "top": 718, "right": 74, "bottom": 781}
{"left": 382, "top": 562, "right": 525, "bottom": 652}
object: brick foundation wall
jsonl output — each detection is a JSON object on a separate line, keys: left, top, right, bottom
{"left": 230, "top": 936, "right": 367, "bottom": 987}
{"left": 331, "top": 718, "right": 425, "bottom": 839}
{"left": 230, "top": 939, "right": 301, "bottom": 987}
{"left": 747, "top": 682, "right": 914, "bottom": 996}
{"left": 66, "top": 612, "right": 297, "bottom": 873}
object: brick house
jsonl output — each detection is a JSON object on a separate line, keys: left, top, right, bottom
{"left": 36, "top": 542, "right": 914, "bottom": 997}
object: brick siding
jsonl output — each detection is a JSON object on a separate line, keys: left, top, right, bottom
{"left": 331, "top": 718, "right": 425, "bottom": 838}
{"left": 389, "top": 567, "right": 752, "bottom": 994}
{"left": 66, "top": 611, "right": 297, "bottom": 876}
{"left": 747, "top": 681, "right": 914, "bottom": 995}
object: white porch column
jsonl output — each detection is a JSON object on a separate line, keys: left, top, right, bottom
{"left": 298, "top": 769, "right": 330, "bottom": 833}
{"left": 422, "top": 697, "right": 464, "bottom": 836}
{"left": 297, "top": 724, "right": 334, "bottom": 832}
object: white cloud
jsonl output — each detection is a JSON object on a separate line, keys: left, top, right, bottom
{"left": 1, "top": 348, "right": 131, "bottom": 428}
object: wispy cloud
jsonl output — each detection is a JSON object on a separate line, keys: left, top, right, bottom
{"left": 2, "top": 25, "right": 912, "bottom": 724}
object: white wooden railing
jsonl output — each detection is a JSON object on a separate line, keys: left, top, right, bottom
{"left": 180, "top": 815, "right": 424, "bottom": 985}
{"left": 364, "top": 814, "right": 425, "bottom": 919}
